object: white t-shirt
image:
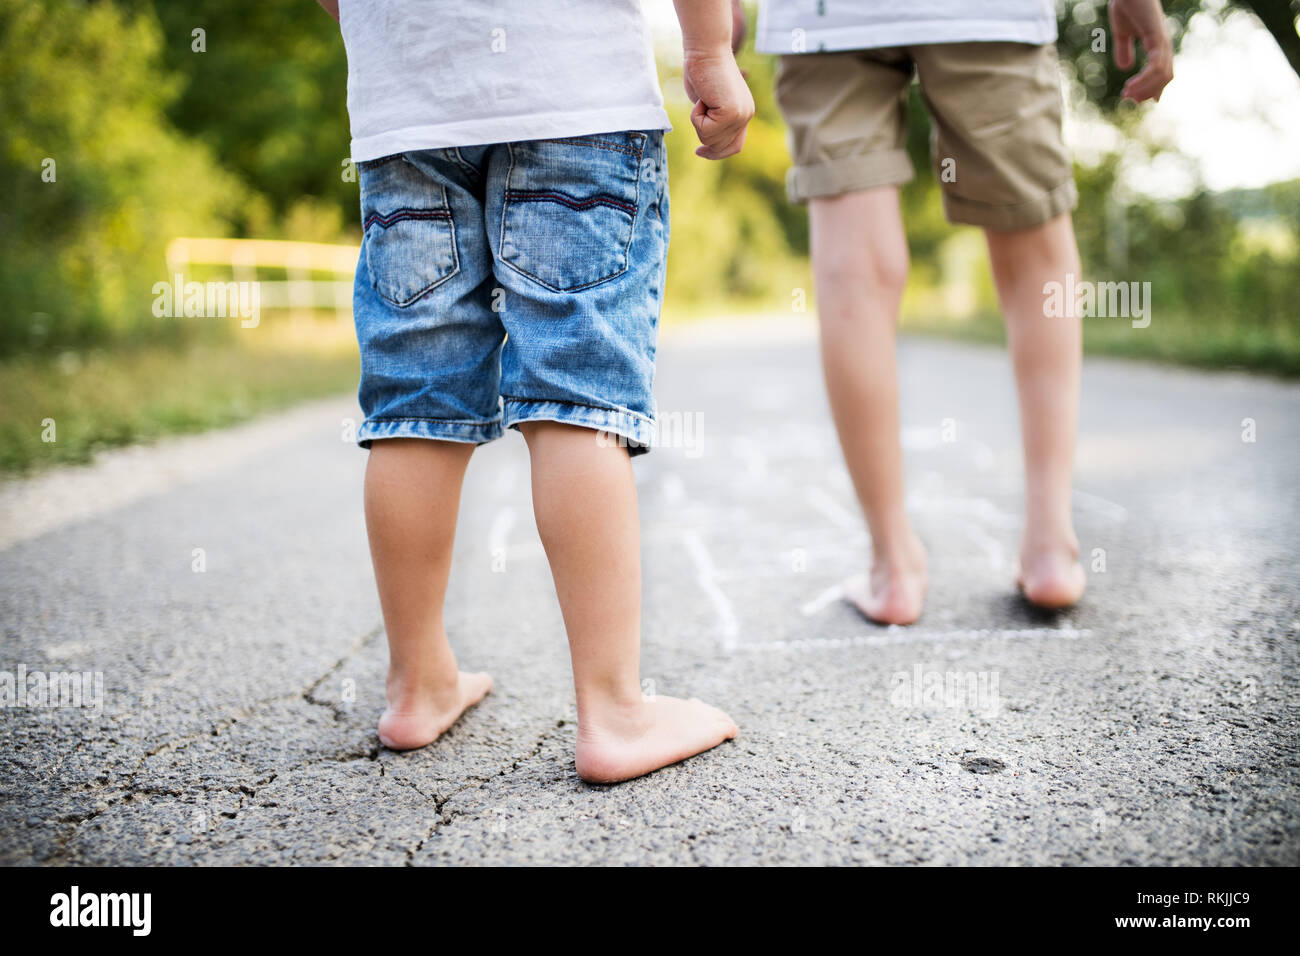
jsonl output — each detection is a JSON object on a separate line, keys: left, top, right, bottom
{"left": 340, "top": 0, "right": 672, "bottom": 162}
{"left": 756, "top": 0, "right": 1058, "bottom": 54}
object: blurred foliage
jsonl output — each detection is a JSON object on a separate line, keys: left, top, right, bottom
{"left": 1059, "top": 1, "right": 1300, "bottom": 105}
{"left": 134, "top": 0, "right": 353, "bottom": 231}
{"left": 1058, "top": 0, "right": 1198, "bottom": 107}
{"left": 1, "top": 0, "right": 1297, "bottom": 376}
{"left": 0, "top": 0, "right": 246, "bottom": 355}
{"left": 1070, "top": 162, "right": 1300, "bottom": 372}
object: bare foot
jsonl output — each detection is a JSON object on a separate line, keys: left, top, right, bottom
{"left": 378, "top": 670, "right": 493, "bottom": 751}
{"left": 844, "top": 538, "right": 928, "bottom": 626}
{"left": 1016, "top": 541, "right": 1086, "bottom": 609}
{"left": 574, "top": 696, "right": 739, "bottom": 784}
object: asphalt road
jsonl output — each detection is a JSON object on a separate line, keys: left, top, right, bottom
{"left": 2, "top": 320, "right": 1297, "bottom": 865}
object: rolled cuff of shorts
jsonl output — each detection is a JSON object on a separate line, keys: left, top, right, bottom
{"left": 786, "top": 149, "right": 915, "bottom": 204}
{"left": 357, "top": 416, "right": 503, "bottom": 448}
{"left": 944, "top": 179, "right": 1079, "bottom": 231}
{"left": 502, "top": 398, "right": 655, "bottom": 457}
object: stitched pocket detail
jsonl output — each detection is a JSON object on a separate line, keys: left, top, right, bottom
{"left": 499, "top": 133, "right": 645, "bottom": 292}
{"left": 359, "top": 158, "right": 459, "bottom": 307}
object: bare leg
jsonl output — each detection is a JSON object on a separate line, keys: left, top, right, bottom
{"left": 985, "top": 212, "right": 1086, "bottom": 608}
{"left": 364, "top": 438, "right": 492, "bottom": 750}
{"left": 810, "top": 188, "right": 927, "bottom": 624}
{"left": 518, "top": 421, "right": 737, "bottom": 783}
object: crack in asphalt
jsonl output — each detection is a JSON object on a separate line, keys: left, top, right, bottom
{"left": 42, "top": 625, "right": 384, "bottom": 863}
{"left": 9, "top": 336, "right": 1299, "bottom": 866}
{"left": 401, "top": 720, "right": 564, "bottom": 865}
{"left": 31, "top": 630, "right": 572, "bottom": 866}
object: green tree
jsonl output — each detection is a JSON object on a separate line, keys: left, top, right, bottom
{"left": 139, "top": 0, "right": 353, "bottom": 231}
{"left": 1058, "top": 1, "right": 1300, "bottom": 108}
{"left": 0, "top": 0, "right": 246, "bottom": 354}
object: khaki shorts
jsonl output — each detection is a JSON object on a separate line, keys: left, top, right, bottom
{"left": 775, "top": 42, "right": 1077, "bottom": 231}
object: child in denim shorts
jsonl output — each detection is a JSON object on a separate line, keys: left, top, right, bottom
{"left": 318, "top": 0, "right": 753, "bottom": 782}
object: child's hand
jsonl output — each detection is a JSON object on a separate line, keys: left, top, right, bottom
{"left": 682, "top": 50, "right": 755, "bottom": 159}
{"left": 1109, "top": 0, "right": 1174, "bottom": 102}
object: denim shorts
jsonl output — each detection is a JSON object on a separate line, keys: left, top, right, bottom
{"left": 351, "top": 130, "right": 669, "bottom": 454}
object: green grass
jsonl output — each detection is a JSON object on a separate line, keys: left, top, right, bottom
{"left": 3, "top": 305, "right": 1294, "bottom": 478}
{"left": 667, "top": 297, "right": 1300, "bottom": 378}
{"left": 1, "top": 343, "right": 358, "bottom": 474}
{"left": 901, "top": 311, "right": 1300, "bottom": 378}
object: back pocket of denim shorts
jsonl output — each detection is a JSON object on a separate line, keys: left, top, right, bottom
{"left": 359, "top": 155, "right": 459, "bottom": 307}
{"left": 499, "top": 132, "right": 645, "bottom": 292}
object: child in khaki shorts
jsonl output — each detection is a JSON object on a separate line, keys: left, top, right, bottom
{"left": 747, "top": 0, "right": 1174, "bottom": 624}
{"left": 776, "top": 41, "right": 1078, "bottom": 229}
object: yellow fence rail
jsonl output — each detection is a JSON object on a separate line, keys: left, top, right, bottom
{"left": 165, "top": 237, "right": 360, "bottom": 319}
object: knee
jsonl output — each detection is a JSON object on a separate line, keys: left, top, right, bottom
{"left": 986, "top": 216, "right": 1079, "bottom": 285}
{"left": 813, "top": 240, "right": 910, "bottom": 305}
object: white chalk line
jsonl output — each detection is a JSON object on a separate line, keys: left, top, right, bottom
{"left": 738, "top": 625, "right": 1092, "bottom": 653}
{"left": 680, "top": 529, "right": 740, "bottom": 651}
{"left": 801, "top": 583, "right": 845, "bottom": 617}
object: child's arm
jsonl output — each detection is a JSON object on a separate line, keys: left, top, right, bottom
{"left": 1109, "top": 0, "right": 1174, "bottom": 102}
{"left": 673, "top": 0, "right": 755, "bottom": 158}
{"left": 316, "top": 0, "right": 339, "bottom": 22}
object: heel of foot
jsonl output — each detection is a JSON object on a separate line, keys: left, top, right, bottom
{"left": 377, "top": 670, "right": 493, "bottom": 752}
{"left": 1017, "top": 562, "right": 1086, "bottom": 609}
{"left": 376, "top": 716, "right": 438, "bottom": 752}
{"left": 843, "top": 569, "right": 927, "bottom": 626}
{"left": 574, "top": 696, "right": 738, "bottom": 784}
